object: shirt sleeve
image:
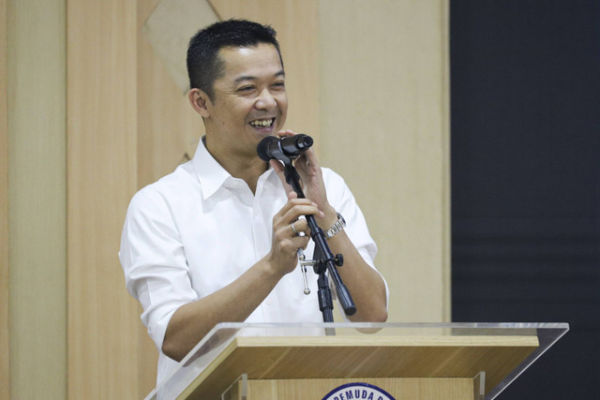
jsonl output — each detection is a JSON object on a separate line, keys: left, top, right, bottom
{"left": 119, "top": 187, "right": 198, "bottom": 352}
{"left": 322, "top": 168, "right": 390, "bottom": 308}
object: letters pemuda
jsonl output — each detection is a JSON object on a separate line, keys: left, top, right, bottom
{"left": 322, "top": 382, "right": 395, "bottom": 400}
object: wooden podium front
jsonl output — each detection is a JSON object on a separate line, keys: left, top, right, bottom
{"left": 145, "top": 323, "right": 568, "bottom": 400}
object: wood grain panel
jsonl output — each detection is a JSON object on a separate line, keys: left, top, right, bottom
{"left": 440, "top": 0, "right": 451, "bottom": 323}
{"left": 319, "top": 0, "right": 450, "bottom": 322}
{"left": 134, "top": 0, "right": 217, "bottom": 394}
{"left": 180, "top": 335, "right": 537, "bottom": 399}
{"left": 67, "top": 1, "right": 141, "bottom": 398}
{"left": 209, "top": 0, "right": 320, "bottom": 145}
{"left": 0, "top": 0, "right": 9, "bottom": 398}
{"left": 137, "top": 0, "right": 211, "bottom": 187}
{"left": 247, "top": 378, "right": 476, "bottom": 400}
{"left": 7, "top": 0, "right": 66, "bottom": 398}
{"left": 136, "top": 2, "right": 163, "bottom": 391}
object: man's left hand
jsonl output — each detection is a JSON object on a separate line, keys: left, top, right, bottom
{"left": 269, "top": 130, "right": 338, "bottom": 228}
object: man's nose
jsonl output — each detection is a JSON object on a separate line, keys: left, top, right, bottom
{"left": 255, "top": 88, "right": 277, "bottom": 109}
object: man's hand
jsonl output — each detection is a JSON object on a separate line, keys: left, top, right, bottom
{"left": 270, "top": 130, "right": 388, "bottom": 324}
{"left": 270, "top": 130, "right": 338, "bottom": 228}
{"left": 265, "top": 191, "right": 322, "bottom": 276}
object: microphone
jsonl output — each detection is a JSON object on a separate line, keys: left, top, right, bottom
{"left": 257, "top": 134, "right": 313, "bottom": 163}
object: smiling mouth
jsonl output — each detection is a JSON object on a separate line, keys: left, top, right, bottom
{"left": 249, "top": 118, "right": 275, "bottom": 128}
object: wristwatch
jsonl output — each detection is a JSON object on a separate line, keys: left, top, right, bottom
{"left": 325, "top": 212, "right": 346, "bottom": 239}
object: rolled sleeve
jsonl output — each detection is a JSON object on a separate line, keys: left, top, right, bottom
{"left": 119, "top": 188, "right": 198, "bottom": 351}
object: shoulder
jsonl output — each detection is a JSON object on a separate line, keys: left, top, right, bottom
{"left": 127, "top": 161, "right": 197, "bottom": 217}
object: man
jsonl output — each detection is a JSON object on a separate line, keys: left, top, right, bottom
{"left": 120, "top": 19, "right": 388, "bottom": 385}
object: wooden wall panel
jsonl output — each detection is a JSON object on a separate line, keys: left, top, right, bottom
{"left": 0, "top": 0, "right": 9, "bottom": 398}
{"left": 67, "top": 1, "right": 142, "bottom": 398}
{"left": 209, "top": 0, "right": 320, "bottom": 144}
{"left": 211, "top": 0, "right": 450, "bottom": 321}
{"left": 7, "top": 0, "right": 66, "bottom": 398}
{"left": 61, "top": 0, "right": 448, "bottom": 396}
{"left": 134, "top": 0, "right": 215, "bottom": 393}
{"left": 136, "top": 5, "right": 163, "bottom": 394}
{"left": 137, "top": 0, "right": 208, "bottom": 188}
{"left": 319, "top": 1, "right": 450, "bottom": 322}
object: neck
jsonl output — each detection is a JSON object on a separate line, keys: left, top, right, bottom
{"left": 203, "top": 136, "right": 267, "bottom": 193}
{"left": 226, "top": 157, "right": 268, "bottom": 193}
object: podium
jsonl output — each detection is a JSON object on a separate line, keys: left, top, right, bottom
{"left": 146, "top": 322, "right": 568, "bottom": 400}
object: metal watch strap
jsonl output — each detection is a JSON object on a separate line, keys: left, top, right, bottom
{"left": 325, "top": 212, "right": 346, "bottom": 239}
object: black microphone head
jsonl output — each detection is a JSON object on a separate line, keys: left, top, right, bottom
{"left": 295, "top": 134, "right": 313, "bottom": 149}
{"left": 257, "top": 136, "right": 279, "bottom": 161}
{"left": 279, "top": 134, "right": 314, "bottom": 156}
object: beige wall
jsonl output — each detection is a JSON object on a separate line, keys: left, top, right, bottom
{"left": 66, "top": 1, "right": 147, "bottom": 398}
{"left": 137, "top": 0, "right": 208, "bottom": 188}
{"left": 319, "top": 0, "right": 451, "bottom": 322}
{"left": 4, "top": 0, "right": 449, "bottom": 398}
{"left": 210, "top": 0, "right": 321, "bottom": 143}
{"left": 5, "top": 0, "right": 67, "bottom": 399}
{"left": 0, "top": 0, "right": 9, "bottom": 399}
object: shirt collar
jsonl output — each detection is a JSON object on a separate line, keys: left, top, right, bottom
{"left": 191, "top": 137, "right": 277, "bottom": 200}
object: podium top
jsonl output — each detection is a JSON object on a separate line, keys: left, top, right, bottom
{"left": 147, "top": 322, "right": 568, "bottom": 400}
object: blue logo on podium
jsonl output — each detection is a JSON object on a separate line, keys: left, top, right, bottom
{"left": 322, "top": 382, "right": 395, "bottom": 400}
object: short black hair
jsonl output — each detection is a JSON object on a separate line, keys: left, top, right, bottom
{"left": 186, "top": 19, "right": 282, "bottom": 99}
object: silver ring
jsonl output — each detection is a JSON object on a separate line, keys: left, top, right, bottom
{"left": 290, "top": 222, "right": 298, "bottom": 235}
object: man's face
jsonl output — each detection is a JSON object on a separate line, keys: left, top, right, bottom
{"left": 203, "top": 43, "right": 288, "bottom": 158}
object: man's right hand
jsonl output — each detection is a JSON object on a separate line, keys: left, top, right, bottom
{"left": 265, "top": 190, "right": 322, "bottom": 276}
{"left": 163, "top": 190, "right": 324, "bottom": 361}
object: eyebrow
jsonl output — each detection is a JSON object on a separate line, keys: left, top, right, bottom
{"left": 233, "top": 70, "right": 285, "bottom": 84}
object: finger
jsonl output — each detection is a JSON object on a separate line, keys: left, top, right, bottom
{"left": 290, "top": 218, "right": 310, "bottom": 237}
{"left": 294, "top": 149, "right": 319, "bottom": 179}
{"left": 277, "top": 129, "right": 297, "bottom": 138}
{"left": 289, "top": 235, "right": 310, "bottom": 251}
{"left": 275, "top": 214, "right": 312, "bottom": 240}
{"left": 273, "top": 197, "right": 315, "bottom": 222}
{"left": 270, "top": 159, "right": 297, "bottom": 195}
{"left": 274, "top": 232, "right": 310, "bottom": 255}
{"left": 289, "top": 221, "right": 299, "bottom": 236}
{"left": 280, "top": 203, "right": 320, "bottom": 224}
{"left": 288, "top": 221, "right": 302, "bottom": 238}
{"left": 269, "top": 159, "right": 284, "bottom": 175}
{"left": 287, "top": 190, "right": 298, "bottom": 201}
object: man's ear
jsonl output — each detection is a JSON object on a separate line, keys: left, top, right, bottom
{"left": 188, "top": 88, "right": 211, "bottom": 118}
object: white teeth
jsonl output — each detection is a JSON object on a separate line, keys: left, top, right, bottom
{"left": 250, "top": 118, "right": 273, "bottom": 127}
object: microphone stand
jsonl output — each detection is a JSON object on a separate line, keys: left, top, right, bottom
{"left": 281, "top": 162, "right": 356, "bottom": 328}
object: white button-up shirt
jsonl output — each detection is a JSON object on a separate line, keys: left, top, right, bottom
{"left": 119, "top": 140, "right": 383, "bottom": 385}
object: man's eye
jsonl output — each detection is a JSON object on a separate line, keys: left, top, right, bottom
{"left": 272, "top": 82, "right": 285, "bottom": 88}
{"left": 238, "top": 86, "right": 255, "bottom": 92}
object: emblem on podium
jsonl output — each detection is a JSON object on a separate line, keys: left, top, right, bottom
{"left": 322, "top": 382, "right": 395, "bottom": 400}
